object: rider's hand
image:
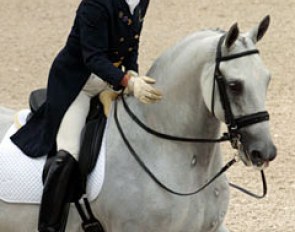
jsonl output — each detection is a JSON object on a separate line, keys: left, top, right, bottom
{"left": 124, "top": 75, "right": 162, "bottom": 104}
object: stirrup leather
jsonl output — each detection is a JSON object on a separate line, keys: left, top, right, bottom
{"left": 75, "top": 198, "right": 105, "bottom": 232}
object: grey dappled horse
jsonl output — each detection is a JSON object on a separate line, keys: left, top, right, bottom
{"left": 0, "top": 16, "right": 276, "bottom": 232}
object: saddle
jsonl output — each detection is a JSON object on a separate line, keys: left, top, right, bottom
{"left": 29, "top": 88, "right": 107, "bottom": 191}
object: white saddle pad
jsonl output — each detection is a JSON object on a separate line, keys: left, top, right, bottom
{"left": 0, "top": 110, "right": 106, "bottom": 204}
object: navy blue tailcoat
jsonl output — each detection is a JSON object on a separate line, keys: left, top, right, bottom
{"left": 11, "top": 0, "right": 150, "bottom": 157}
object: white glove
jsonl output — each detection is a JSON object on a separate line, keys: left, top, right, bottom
{"left": 123, "top": 70, "right": 138, "bottom": 95}
{"left": 127, "top": 76, "right": 162, "bottom": 104}
{"left": 127, "top": 70, "right": 139, "bottom": 77}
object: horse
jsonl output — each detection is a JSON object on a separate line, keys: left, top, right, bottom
{"left": 0, "top": 16, "right": 276, "bottom": 232}
{"left": 0, "top": 107, "right": 14, "bottom": 140}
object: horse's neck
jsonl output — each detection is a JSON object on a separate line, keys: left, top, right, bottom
{"left": 121, "top": 32, "right": 222, "bottom": 162}
{"left": 142, "top": 31, "right": 221, "bottom": 139}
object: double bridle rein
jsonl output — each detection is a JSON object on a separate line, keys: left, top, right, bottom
{"left": 114, "top": 34, "right": 270, "bottom": 198}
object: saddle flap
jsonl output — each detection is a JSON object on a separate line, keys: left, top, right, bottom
{"left": 79, "top": 107, "right": 107, "bottom": 177}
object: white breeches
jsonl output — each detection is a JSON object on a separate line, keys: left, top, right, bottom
{"left": 56, "top": 75, "right": 108, "bottom": 160}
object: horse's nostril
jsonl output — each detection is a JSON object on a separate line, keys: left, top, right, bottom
{"left": 252, "top": 150, "right": 262, "bottom": 159}
{"left": 251, "top": 150, "right": 264, "bottom": 166}
{"left": 251, "top": 144, "right": 277, "bottom": 164}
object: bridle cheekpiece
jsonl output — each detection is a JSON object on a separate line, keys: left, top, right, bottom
{"left": 211, "top": 35, "right": 270, "bottom": 149}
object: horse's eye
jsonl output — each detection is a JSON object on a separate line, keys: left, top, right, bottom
{"left": 228, "top": 81, "right": 243, "bottom": 95}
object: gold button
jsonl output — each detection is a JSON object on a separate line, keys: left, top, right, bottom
{"left": 128, "top": 19, "right": 132, "bottom": 25}
{"left": 128, "top": 47, "right": 133, "bottom": 52}
{"left": 119, "top": 37, "right": 125, "bottom": 42}
{"left": 134, "top": 34, "right": 139, "bottom": 39}
{"left": 113, "top": 61, "right": 122, "bottom": 68}
{"left": 118, "top": 11, "right": 124, "bottom": 18}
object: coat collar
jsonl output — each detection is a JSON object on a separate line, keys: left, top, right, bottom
{"left": 124, "top": 0, "right": 140, "bottom": 14}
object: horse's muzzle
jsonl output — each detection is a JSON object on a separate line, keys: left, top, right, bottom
{"left": 239, "top": 128, "right": 277, "bottom": 168}
{"left": 248, "top": 142, "right": 277, "bottom": 167}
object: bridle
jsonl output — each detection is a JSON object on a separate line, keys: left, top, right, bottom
{"left": 212, "top": 35, "right": 270, "bottom": 149}
{"left": 114, "top": 34, "right": 270, "bottom": 198}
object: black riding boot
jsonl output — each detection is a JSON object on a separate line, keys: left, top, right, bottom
{"left": 38, "top": 150, "right": 80, "bottom": 232}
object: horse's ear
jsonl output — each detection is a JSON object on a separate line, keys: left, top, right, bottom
{"left": 248, "top": 15, "right": 270, "bottom": 43}
{"left": 225, "top": 23, "right": 239, "bottom": 49}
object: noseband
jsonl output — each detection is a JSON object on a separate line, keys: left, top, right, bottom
{"left": 114, "top": 34, "right": 269, "bottom": 198}
{"left": 211, "top": 35, "right": 270, "bottom": 149}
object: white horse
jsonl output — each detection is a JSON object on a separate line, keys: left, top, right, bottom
{"left": 0, "top": 16, "right": 276, "bottom": 232}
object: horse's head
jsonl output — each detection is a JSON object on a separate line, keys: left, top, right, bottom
{"left": 202, "top": 16, "right": 277, "bottom": 169}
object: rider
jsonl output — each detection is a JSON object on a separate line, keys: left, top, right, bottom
{"left": 10, "top": 0, "right": 162, "bottom": 231}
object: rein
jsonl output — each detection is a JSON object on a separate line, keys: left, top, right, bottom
{"left": 115, "top": 98, "right": 236, "bottom": 196}
{"left": 121, "top": 92, "right": 230, "bottom": 143}
{"left": 114, "top": 34, "right": 269, "bottom": 198}
{"left": 115, "top": 96, "right": 267, "bottom": 198}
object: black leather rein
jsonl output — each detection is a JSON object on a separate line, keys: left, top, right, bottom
{"left": 114, "top": 97, "right": 237, "bottom": 196}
